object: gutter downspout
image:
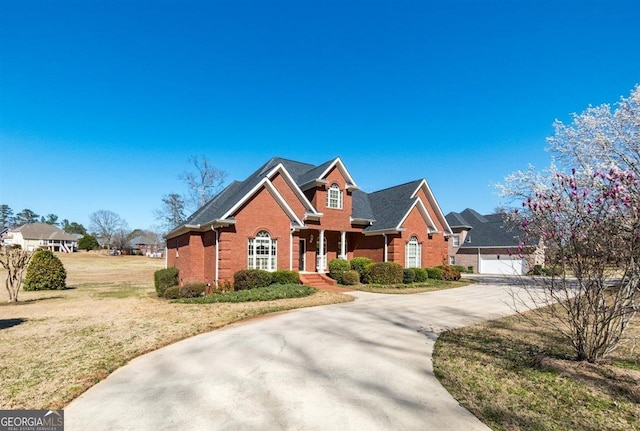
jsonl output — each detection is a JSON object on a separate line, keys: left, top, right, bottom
{"left": 383, "top": 233, "right": 388, "bottom": 262}
{"left": 213, "top": 226, "right": 219, "bottom": 287}
{"left": 290, "top": 227, "right": 294, "bottom": 271}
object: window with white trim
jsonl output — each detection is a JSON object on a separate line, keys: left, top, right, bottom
{"left": 452, "top": 235, "right": 460, "bottom": 247}
{"left": 449, "top": 256, "right": 456, "bottom": 265}
{"left": 326, "top": 183, "right": 343, "bottom": 209}
{"left": 405, "top": 236, "right": 422, "bottom": 268}
{"left": 248, "top": 231, "right": 277, "bottom": 271}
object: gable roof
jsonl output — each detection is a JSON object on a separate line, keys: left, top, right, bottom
{"left": 168, "top": 156, "right": 451, "bottom": 238}
{"left": 445, "top": 208, "right": 527, "bottom": 247}
{"left": 10, "top": 223, "right": 79, "bottom": 242}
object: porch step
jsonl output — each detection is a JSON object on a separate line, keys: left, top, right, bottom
{"left": 299, "top": 273, "right": 353, "bottom": 292}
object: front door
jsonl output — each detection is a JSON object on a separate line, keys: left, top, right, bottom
{"left": 298, "top": 239, "right": 306, "bottom": 271}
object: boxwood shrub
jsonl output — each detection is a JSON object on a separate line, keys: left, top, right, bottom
{"left": 163, "top": 285, "right": 180, "bottom": 299}
{"left": 233, "top": 269, "right": 273, "bottom": 291}
{"left": 328, "top": 259, "right": 351, "bottom": 281}
{"left": 366, "top": 262, "right": 403, "bottom": 285}
{"left": 414, "top": 268, "right": 428, "bottom": 282}
{"left": 350, "top": 257, "right": 372, "bottom": 283}
{"left": 179, "top": 283, "right": 207, "bottom": 298}
{"left": 340, "top": 270, "right": 360, "bottom": 286}
{"left": 154, "top": 267, "right": 179, "bottom": 297}
{"left": 271, "top": 270, "right": 301, "bottom": 285}
{"left": 426, "top": 267, "right": 443, "bottom": 280}
{"left": 24, "top": 249, "right": 66, "bottom": 291}
{"left": 403, "top": 268, "right": 417, "bottom": 284}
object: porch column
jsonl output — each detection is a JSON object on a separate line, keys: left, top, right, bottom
{"left": 317, "top": 229, "right": 326, "bottom": 272}
{"left": 340, "top": 231, "right": 346, "bottom": 260}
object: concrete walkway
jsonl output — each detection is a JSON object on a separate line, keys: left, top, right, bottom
{"left": 66, "top": 277, "right": 525, "bottom": 430}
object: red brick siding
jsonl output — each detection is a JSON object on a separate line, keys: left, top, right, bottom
{"left": 390, "top": 205, "right": 448, "bottom": 267}
{"left": 270, "top": 172, "right": 307, "bottom": 221}
{"left": 351, "top": 234, "right": 385, "bottom": 262}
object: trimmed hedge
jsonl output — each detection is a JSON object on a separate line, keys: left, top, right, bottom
{"left": 340, "top": 270, "right": 360, "bottom": 286}
{"left": 414, "top": 268, "right": 428, "bottom": 282}
{"left": 24, "top": 249, "right": 66, "bottom": 291}
{"left": 451, "top": 265, "right": 468, "bottom": 274}
{"left": 163, "top": 286, "right": 180, "bottom": 299}
{"left": 177, "top": 284, "right": 316, "bottom": 303}
{"left": 233, "top": 269, "right": 272, "bottom": 291}
{"left": 426, "top": 267, "right": 443, "bottom": 280}
{"left": 366, "top": 262, "right": 403, "bottom": 284}
{"left": 179, "top": 283, "right": 207, "bottom": 298}
{"left": 154, "top": 267, "right": 179, "bottom": 297}
{"left": 350, "top": 257, "right": 372, "bottom": 283}
{"left": 271, "top": 270, "right": 301, "bottom": 285}
{"left": 328, "top": 259, "right": 351, "bottom": 281}
{"left": 403, "top": 268, "right": 417, "bottom": 284}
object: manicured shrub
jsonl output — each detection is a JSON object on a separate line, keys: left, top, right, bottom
{"left": 452, "top": 265, "right": 468, "bottom": 274}
{"left": 403, "top": 268, "right": 417, "bottom": 284}
{"left": 328, "top": 259, "right": 351, "bottom": 281}
{"left": 271, "top": 270, "right": 301, "bottom": 285}
{"left": 233, "top": 269, "right": 273, "bottom": 291}
{"left": 179, "top": 283, "right": 207, "bottom": 298}
{"left": 154, "top": 267, "right": 179, "bottom": 297}
{"left": 366, "top": 262, "right": 403, "bottom": 285}
{"left": 426, "top": 267, "right": 443, "bottom": 280}
{"left": 163, "top": 286, "right": 180, "bottom": 299}
{"left": 350, "top": 257, "right": 372, "bottom": 283}
{"left": 414, "top": 268, "right": 428, "bottom": 282}
{"left": 340, "top": 270, "right": 360, "bottom": 286}
{"left": 78, "top": 235, "right": 99, "bottom": 251}
{"left": 23, "top": 249, "right": 66, "bottom": 291}
{"left": 439, "top": 265, "right": 461, "bottom": 281}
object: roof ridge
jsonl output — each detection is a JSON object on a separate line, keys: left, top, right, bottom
{"left": 368, "top": 178, "right": 422, "bottom": 195}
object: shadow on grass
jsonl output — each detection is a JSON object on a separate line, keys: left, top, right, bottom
{"left": 0, "top": 318, "right": 27, "bottom": 330}
{"left": 0, "top": 296, "right": 65, "bottom": 306}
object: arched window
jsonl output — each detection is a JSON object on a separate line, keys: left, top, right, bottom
{"left": 248, "top": 231, "right": 277, "bottom": 271}
{"left": 326, "top": 183, "right": 343, "bottom": 209}
{"left": 405, "top": 236, "right": 421, "bottom": 268}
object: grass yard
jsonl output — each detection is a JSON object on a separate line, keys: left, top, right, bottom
{"left": 0, "top": 252, "right": 353, "bottom": 409}
{"left": 433, "top": 309, "right": 640, "bottom": 431}
{"left": 351, "top": 278, "right": 474, "bottom": 294}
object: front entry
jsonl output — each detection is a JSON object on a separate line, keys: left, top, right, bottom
{"left": 298, "top": 239, "right": 306, "bottom": 271}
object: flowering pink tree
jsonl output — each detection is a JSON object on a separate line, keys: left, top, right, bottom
{"left": 516, "top": 167, "right": 639, "bottom": 362}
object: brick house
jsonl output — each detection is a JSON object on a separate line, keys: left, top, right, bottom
{"left": 446, "top": 208, "right": 543, "bottom": 275}
{"left": 166, "top": 157, "right": 452, "bottom": 287}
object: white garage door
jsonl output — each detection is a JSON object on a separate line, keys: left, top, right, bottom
{"left": 479, "top": 255, "right": 526, "bottom": 275}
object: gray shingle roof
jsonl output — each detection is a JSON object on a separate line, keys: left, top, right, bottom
{"left": 445, "top": 209, "right": 526, "bottom": 247}
{"left": 365, "top": 180, "right": 423, "bottom": 232}
{"left": 173, "top": 157, "right": 443, "bottom": 237}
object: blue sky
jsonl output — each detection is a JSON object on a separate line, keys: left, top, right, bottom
{"left": 1, "top": 0, "right": 639, "bottom": 231}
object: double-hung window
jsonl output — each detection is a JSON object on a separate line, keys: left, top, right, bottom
{"left": 248, "top": 231, "right": 277, "bottom": 271}
{"left": 326, "top": 183, "right": 343, "bottom": 209}
{"left": 405, "top": 236, "right": 422, "bottom": 268}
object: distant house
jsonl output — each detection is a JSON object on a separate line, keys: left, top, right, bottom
{"left": 4, "top": 223, "right": 78, "bottom": 253}
{"left": 166, "top": 157, "right": 453, "bottom": 287}
{"left": 445, "top": 208, "right": 543, "bottom": 275}
{"left": 126, "top": 233, "right": 164, "bottom": 257}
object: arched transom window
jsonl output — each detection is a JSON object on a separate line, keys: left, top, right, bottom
{"left": 405, "top": 236, "right": 422, "bottom": 268}
{"left": 326, "top": 183, "right": 343, "bottom": 209}
{"left": 248, "top": 231, "right": 277, "bottom": 271}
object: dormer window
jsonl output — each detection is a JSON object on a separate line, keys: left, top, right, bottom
{"left": 326, "top": 183, "right": 343, "bottom": 209}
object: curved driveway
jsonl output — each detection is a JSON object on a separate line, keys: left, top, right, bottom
{"left": 67, "top": 277, "right": 526, "bottom": 430}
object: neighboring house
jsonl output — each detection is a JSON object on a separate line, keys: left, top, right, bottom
{"left": 445, "top": 208, "right": 543, "bottom": 275}
{"left": 126, "top": 233, "right": 164, "bottom": 257}
{"left": 4, "top": 223, "right": 78, "bottom": 253}
{"left": 166, "top": 157, "right": 453, "bottom": 286}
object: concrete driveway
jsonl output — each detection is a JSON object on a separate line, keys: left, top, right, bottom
{"left": 66, "top": 277, "right": 525, "bottom": 430}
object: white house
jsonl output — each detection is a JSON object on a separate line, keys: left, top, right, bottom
{"left": 4, "top": 223, "right": 78, "bottom": 253}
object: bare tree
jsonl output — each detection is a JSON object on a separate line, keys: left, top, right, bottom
{"left": 89, "top": 210, "right": 127, "bottom": 251}
{"left": 153, "top": 193, "right": 186, "bottom": 233}
{"left": 179, "top": 155, "right": 227, "bottom": 213}
{"left": 0, "top": 246, "right": 32, "bottom": 302}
